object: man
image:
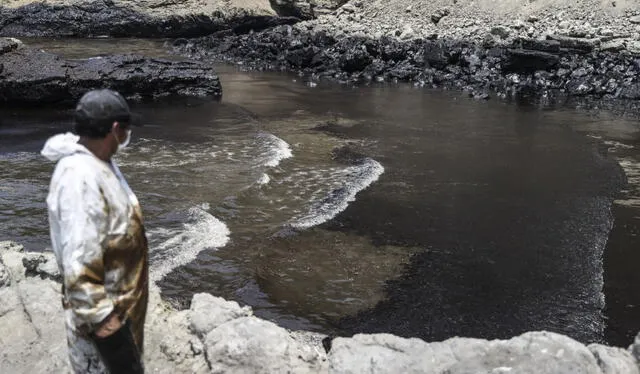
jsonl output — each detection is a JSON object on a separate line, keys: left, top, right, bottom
{"left": 41, "top": 89, "right": 148, "bottom": 374}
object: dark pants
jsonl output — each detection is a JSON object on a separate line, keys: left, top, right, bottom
{"left": 91, "top": 320, "right": 144, "bottom": 374}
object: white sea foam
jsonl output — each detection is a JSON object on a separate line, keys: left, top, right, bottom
{"left": 117, "top": 138, "right": 210, "bottom": 168}
{"left": 0, "top": 152, "right": 41, "bottom": 163}
{"left": 257, "top": 173, "right": 271, "bottom": 185}
{"left": 603, "top": 140, "right": 635, "bottom": 150}
{"left": 615, "top": 157, "right": 640, "bottom": 208}
{"left": 598, "top": 139, "right": 640, "bottom": 208}
{"left": 149, "top": 205, "right": 230, "bottom": 285}
{"left": 257, "top": 133, "right": 293, "bottom": 168}
{"left": 289, "top": 158, "right": 384, "bottom": 229}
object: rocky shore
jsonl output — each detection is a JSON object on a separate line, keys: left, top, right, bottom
{"left": 3, "top": 1, "right": 640, "bottom": 112}
{"left": 0, "top": 37, "right": 221, "bottom": 106}
{"left": 0, "top": 0, "right": 347, "bottom": 38}
{"left": 2, "top": 240, "right": 640, "bottom": 373}
{"left": 3, "top": 1, "right": 640, "bottom": 372}
{"left": 170, "top": 0, "right": 640, "bottom": 114}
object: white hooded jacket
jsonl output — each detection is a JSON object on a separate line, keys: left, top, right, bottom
{"left": 42, "top": 132, "right": 149, "bottom": 354}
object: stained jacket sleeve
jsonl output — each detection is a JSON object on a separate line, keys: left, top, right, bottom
{"left": 55, "top": 167, "right": 114, "bottom": 329}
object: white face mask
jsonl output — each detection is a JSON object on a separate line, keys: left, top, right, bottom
{"left": 117, "top": 129, "right": 132, "bottom": 152}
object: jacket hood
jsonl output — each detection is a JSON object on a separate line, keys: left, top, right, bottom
{"left": 41, "top": 132, "right": 88, "bottom": 161}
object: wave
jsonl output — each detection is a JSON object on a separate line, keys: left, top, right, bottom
{"left": 256, "top": 173, "right": 271, "bottom": 185}
{"left": 256, "top": 133, "right": 293, "bottom": 168}
{"left": 117, "top": 138, "right": 211, "bottom": 168}
{"left": 148, "top": 205, "right": 230, "bottom": 285}
{"left": 120, "top": 135, "right": 292, "bottom": 189}
{"left": 289, "top": 158, "right": 384, "bottom": 229}
{"left": 0, "top": 152, "right": 41, "bottom": 163}
{"left": 593, "top": 137, "right": 640, "bottom": 208}
{"left": 615, "top": 157, "right": 640, "bottom": 208}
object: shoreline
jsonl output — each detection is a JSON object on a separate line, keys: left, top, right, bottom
{"left": 2, "top": 240, "right": 639, "bottom": 373}
{"left": 172, "top": 20, "right": 640, "bottom": 118}
{"left": 3, "top": 1, "right": 640, "bottom": 116}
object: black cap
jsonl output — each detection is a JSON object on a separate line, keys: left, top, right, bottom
{"left": 74, "top": 89, "right": 141, "bottom": 137}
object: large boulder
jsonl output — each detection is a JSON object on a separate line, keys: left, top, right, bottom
{"left": 588, "top": 344, "right": 640, "bottom": 374}
{"left": 503, "top": 49, "right": 560, "bottom": 73}
{"left": 423, "top": 40, "right": 455, "bottom": 69}
{"left": 269, "top": 0, "right": 348, "bottom": 18}
{"left": 189, "top": 293, "right": 326, "bottom": 373}
{"left": 0, "top": 36, "right": 21, "bottom": 54}
{"left": 0, "top": 0, "right": 299, "bottom": 38}
{"left": 1, "top": 241, "right": 640, "bottom": 373}
{"left": 0, "top": 38, "right": 222, "bottom": 106}
{"left": 546, "top": 35, "right": 601, "bottom": 53}
{"left": 203, "top": 316, "right": 325, "bottom": 373}
{"left": 190, "top": 293, "right": 253, "bottom": 338}
{"left": 0, "top": 241, "right": 68, "bottom": 374}
{"left": 328, "top": 332, "right": 640, "bottom": 373}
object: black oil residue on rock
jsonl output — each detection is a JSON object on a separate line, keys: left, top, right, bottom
{"left": 0, "top": 1, "right": 301, "bottom": 38}
{"left": 176, "top": 25, "right": 640, "bottom": 116}
{"left": 0, "top": 38, "right": 222, "bottom": 106}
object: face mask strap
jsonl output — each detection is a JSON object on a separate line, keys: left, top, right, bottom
{"left": 112, "top": 122, "right": 132, "bottom": 151}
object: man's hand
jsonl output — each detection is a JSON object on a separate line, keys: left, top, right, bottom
{"left": 94, "top": 313, "right": 123, "bottom": 338}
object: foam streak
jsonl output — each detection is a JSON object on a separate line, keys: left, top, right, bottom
{"left": 290, "top": 158, "right": 384, "bottom": 229}
{"left": 149, "top": 206, "right": 230, "bottom": 285}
